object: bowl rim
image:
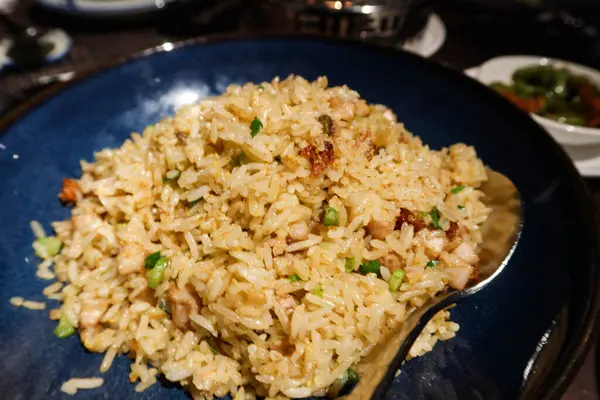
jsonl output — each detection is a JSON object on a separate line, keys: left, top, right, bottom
{"left": 35, "top": 0, "right": 178, "bottom": 15}
{"left": 478, "top": 54, "right": 600, "bottom": 137}
{"left": 1, "top": 33, "right": 599, "bottom": 400}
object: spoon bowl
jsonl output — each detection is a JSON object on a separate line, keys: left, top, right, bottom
{"left": 342, "top": 168, "right": 523, "bottom": 400}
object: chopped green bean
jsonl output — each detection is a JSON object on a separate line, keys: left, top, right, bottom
{"left": 553, "top": 114, "right": 587, "bottom": 126}
{"left": 489, "top": 82, "right": 513, "bottom": 92}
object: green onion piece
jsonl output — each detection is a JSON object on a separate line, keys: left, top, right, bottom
{"left": 359, "top": 260, "right": 381, "bottom": 276}
{"left": 231, "top": 151, "right": 251, "bottom": 167}
{"left": 451, "top": 185, "right": 465, "bottom": 194}
{"left": 429, "top": 207, "right": 443, "bottom": 229}
{"left": 209, "top": 343, "right": 218, "bottom": 354}
{"left": 188, "top": 198, "right": 203, "bottom": 207}
{"left": 258, "top": 84, "right": 265, "bottom": 90}
{"left": 165, "top": 170, "right": 180, "bottom": 180}
{"left": 144, "top": 251, "right": 161, "bottom": 269}
{"left": 388, "top": 269, "right": 406, "bottom": 292}
{"left": 158, "top": 298, "right": 171, "bottom": 315}
{"left": 346, "top": 368, "right": 360, "bottom": 385}
{"left": 345, "top": 258, "right": 356, "bottom": 272}
{"left": 35, "top": 236, "right": 63, "bottom": 257}
{"left": 54, "top": 315, "right": 75, "bottom": 338}
{"left": 116, "top": 223, "right": 127, "bottom": 231}
{"left": 458, "top": 205, "right": 465, "bottom": 210}
{"left": 274, "top": 155, "right": 282, "bottom": 163}
{"left": 312, "top": 284, "right": 324, "bottom": 297}
{"left": 425, "top": 260, "right": 439, "bottom": 269}
{"left": 323, "top": 207, "right": 339, "bottom": 227}
{"left": 289, "top": 274, "right": 301, "bottom": 283}
{"left": 250, "top": 117, "right": 263, "bottom": 137}
{"left": 147, "top": 256, "right": 169, "bottom": 289}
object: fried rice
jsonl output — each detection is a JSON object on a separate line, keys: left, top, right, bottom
{"left": 31, "top": 75, "right": 490, "bottom": 399}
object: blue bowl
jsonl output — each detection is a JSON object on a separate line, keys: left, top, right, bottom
{"left": 0, "top": 35, "right": 598, "bottom": 400}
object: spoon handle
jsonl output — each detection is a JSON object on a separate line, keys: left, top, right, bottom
{"left": 341, "top": 292, "right": 458, "bottom": 400}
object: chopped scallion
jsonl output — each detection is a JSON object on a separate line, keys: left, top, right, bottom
{"left": 346, "top": 368, "right": 360, "bottom": 385}
{"left": 158, "top": 298, "right": 171, "bottom": 315}
{"left": 429, "top": 207, "right": 443, "bottom": 229}
{"left": 458, "top": 205, "right": 465, "bottom": 210}
{"left": 54, "top": 315, "right": 75, "bottom": 338}
{"left": 425, "top": 260, "right": 439, "bottom": 269}
{"left": 147, "top": 256, "right": 169, "bottom": 289}
{"left": 313, "top": 284, "right": 324, "bottom": 297}
{"left": 35, "top": 236, "right": 62, "bottom": 257}
{"left": 359, "top": 260, "right": 381, "bottom": 276}
{"left": 323, "top": 207, "right": 339, "bottom": 227}
{"left": 258, "top": 84, "right": 265, "bottom": 90}
{"left": 165, "top": 170, "right": 180, "bottom": 181}
{"left": 388, "top": 269, "right": 406, "bottom": 292}
{"left": 345, "top": 258, "right": 356, "bottom": 272}
{"left": 144, "top": 251, "right": 161, "bottom": 269}
{"left": 209, "top": 343, "right": 218, "bottom": 354}
{"left": 188, "top": 198, "right": 203, "bottom": 207}
{"left": 250, "top": 117, "right": 263, "bottom": 137}
{"left": 231, "top": 151, "right": 251, "bottom": 167}
{"left": 289, "top": 274, "right": 302, "bottom": 283}
{"left": 451, "top": 185, "right": 466, "bottom": 194}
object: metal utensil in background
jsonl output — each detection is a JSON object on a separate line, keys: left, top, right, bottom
{"left": 342, "top": 169, "right": 523, "bottom": 400}
{"left": 243, "top": 0, "right": 434, "bottom": 46}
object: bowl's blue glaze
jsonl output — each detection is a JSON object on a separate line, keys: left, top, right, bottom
{"left": 0, "top": 37, "right": 597, "bottom": 400}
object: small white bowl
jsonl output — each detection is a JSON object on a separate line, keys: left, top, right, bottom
{"left": 473, "top": 55, "right": 600, "bottom": 146}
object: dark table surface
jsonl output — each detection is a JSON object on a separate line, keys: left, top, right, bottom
{"left": 1, "top": 1, "right": 599, "bottom": 399}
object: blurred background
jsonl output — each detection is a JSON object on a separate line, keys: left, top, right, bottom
{"left": 1, "top": 0, "right": 599, "bottom": 398}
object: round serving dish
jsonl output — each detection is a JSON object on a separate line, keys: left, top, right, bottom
{"left": 0, "top": 35, "right": 597, "bottom": 399}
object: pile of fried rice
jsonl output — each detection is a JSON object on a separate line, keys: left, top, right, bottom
{"left": 31, "top": 76, "right": 490, "bottom": 399}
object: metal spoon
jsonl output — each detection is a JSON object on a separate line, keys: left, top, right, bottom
{"left": 341, "top": 168, "right": 523, "bottom": 400}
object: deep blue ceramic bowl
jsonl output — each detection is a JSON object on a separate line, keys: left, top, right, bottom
{"left": 0, "top": 36, "right": 598, "bottom": 400}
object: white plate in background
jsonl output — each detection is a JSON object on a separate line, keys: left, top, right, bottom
{"left": 35, "top": 0, "right": 178, "bottom": 16}
{"left": 465, "top": 64, "right": 600, "bottom": 178}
